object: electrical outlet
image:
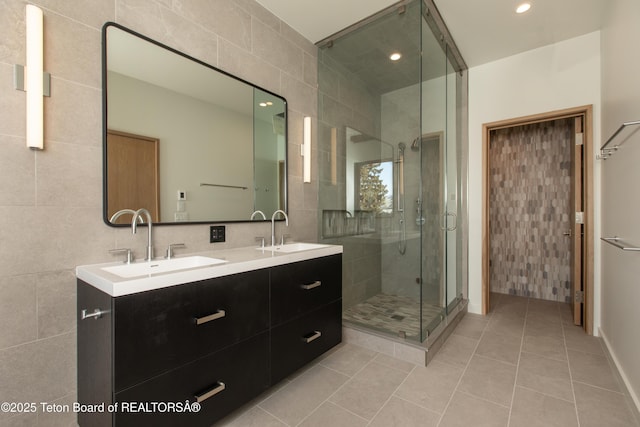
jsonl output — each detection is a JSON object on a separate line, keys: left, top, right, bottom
{"left": 210, "top": 225, "right": 225, "bottom": 243}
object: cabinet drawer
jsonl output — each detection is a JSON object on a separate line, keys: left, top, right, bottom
{"left": 114, "top": 269, "right": 269, "bottom": 392}
{"left": 114, "top": 332, "right": 269, "bottom": 427}
{"left": 270, "top": 254, "right": 341, "bottom": 325}
{"left": 271, "top": 300, "right": 342, "bottom": 384}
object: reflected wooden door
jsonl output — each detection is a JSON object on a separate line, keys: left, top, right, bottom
{"left": 107, "top": 130, "right": 160, "bottom": 223}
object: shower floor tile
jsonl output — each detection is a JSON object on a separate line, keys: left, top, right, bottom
{"left": 342, "top": 293, "right": 443, "bottom": 339}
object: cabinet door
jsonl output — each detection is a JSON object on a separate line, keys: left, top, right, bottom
{"left": 271, "top": 300, "right": 342, "bottom": 384}
{"left": 77, "top": 280, "right": 114, "bottom": 427}
{"left": 115, "top": 332, "right": 269, "bottom": 427}
{"left": 114, "top": 269, "right": 269, "bottom": 392}
{"left": 270, "top": 254, "right": 342, "bottom": 325}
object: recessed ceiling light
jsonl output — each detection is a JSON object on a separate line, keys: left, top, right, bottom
{"left": 516, "top": 3, "right": 531, "bottom": 13}
{"left": 389, "top": 52, "right": 402, "bottom": 61}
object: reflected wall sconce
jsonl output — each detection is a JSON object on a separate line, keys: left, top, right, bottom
{"left": 302, "top": 116, "right": 311, "bottom": 183}
{"left": 14, "top": 4, "right": 50, "bottom": 150}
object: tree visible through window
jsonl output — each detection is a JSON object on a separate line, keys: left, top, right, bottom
{"left": 357, "top": 161, "right": 392, "bottom": 214}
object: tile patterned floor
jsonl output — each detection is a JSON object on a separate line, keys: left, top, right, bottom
{"left": 342, "top": 293, "right": 444, "bottom": 339}
{"left": 218, "top": 293, "right": 640, "bottom": 427}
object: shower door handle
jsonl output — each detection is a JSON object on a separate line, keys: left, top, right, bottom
{"left": 441, "top": 212, "right": 457, "bottom": 231}
{"left": 447, "top": 212, "right": 457, "bottom": 231}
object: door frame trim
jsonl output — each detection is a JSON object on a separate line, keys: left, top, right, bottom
{"left": 481, "top": 105, "right": 594, "bottom": 334}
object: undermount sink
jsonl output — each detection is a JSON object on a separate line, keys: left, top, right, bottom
{"left": 101, "top": 256, "right": 227, "bottom": 278}
{"left": 258, "top": 243, "right": 329, "bottom": 253}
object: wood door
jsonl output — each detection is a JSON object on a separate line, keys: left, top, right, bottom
{"left": 570, "top": 117, "right": 585, "bottom": 325}
{"left": 107, "top": 130, "right": 160, "bottom": 223}
{"left": 482, "top": 105, "right": 594, "bottom": 335}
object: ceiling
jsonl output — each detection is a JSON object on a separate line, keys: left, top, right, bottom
{"left": 255, "top": 0, "right": 605, "bottom": 67}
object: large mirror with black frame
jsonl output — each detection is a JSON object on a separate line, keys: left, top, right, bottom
{"left": 103, "top": 23, "right": 287, "bottom": 226}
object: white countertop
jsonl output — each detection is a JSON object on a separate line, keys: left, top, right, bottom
{"left": 76, "top": 243, "right": 343, "bottom": 297}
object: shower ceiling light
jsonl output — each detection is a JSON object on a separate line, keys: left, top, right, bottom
{"left": 389, "top": 52, "right": 402, "bottom": 61}
{"left": 516, "top": 3, "right": 531, "bottom": 13}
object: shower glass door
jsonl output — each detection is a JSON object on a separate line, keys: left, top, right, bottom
{"left": 317, "top": 0, "right": 467, "bottom": 344}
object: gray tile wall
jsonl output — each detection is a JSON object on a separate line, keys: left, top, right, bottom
{"left": 0, "top": 1, "right": 317, "bottom": 425}
{"left": 317, "top": 47, "right": 383, "bottom": 308}
{"left": 489, "top": 119, "right": 573, "bottom": 302}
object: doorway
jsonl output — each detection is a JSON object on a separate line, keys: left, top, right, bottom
{"left": 481, "top": 106, "right": 594, "bottom": 334}
{"left": 106, "top": 129, "right": 160, "bottom": 223}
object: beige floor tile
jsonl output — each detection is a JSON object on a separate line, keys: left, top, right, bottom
{"left": 298, "top": 402, "right": 367, "bottom": 427}
{"left": 526, "top": 299, "right": 562, "bottom": 317}
{"left": 516, "top": 351, "right": 573, "bottom": 402}
{"left": 394, "top": 360, "right": 464, "bottom": 414}
{"left": 439, "top": 391, "right": 509, "bottom": 427}
{"left": 318, "top": 343, "right": 378, "bottom": 376}
{"left": 522, "top": 334, "right": 567, "bottom": 361}
{"left": 573, "top": 382, "right": 639, "bottom": 427}
{"left": 329, "top": 361, "right": 409, "bottom": 420}
{"left": 475, "top": 330, "right": 522, "bottom": 365}
{"left": 492, "top": 303, "right": 528, "bottom": 320}
{"left": 560, "top": 305, "right": 575, "bottom": 325}
{"left": 369, "top": 396, "right": 440, "bottom": 427}
{"left": 564, "top": 324, "right": 604, "bottom": 355}
{"left": 373, "top": 352, "right": 417, "bottom": 373}
{"left": 509, "top": 386, "right": 578, "bottom": 427}
{"left": 432, "top": 334, "right": 478, "bottom": 368}
{"left": 452, "top": 315, "right": 489, "bottom": 340}
{"left": 568, "top": 349, "right": 621, "bottom": 392}
{"left": 259, "top": 365, "right": 349, "bottom": 426}
{"left": 217, "top": 295, "right": 639, "bottom": 427}
{"left": 486, "top": 313, "right": 525, "bottom": 338}
{"left": 219, "top": 407, "right": 287, "bottom": 427}
{"left": 458, "top": 355, "right": 517, "bottom": 407}
{"left": 525, "top": 316, "right": 564, "bottom": 339}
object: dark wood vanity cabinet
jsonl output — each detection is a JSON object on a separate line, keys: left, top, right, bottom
{"left": 113, "top": 269, "right": 269, "bottom": 392}
{"left": 270, "top": 254, "right": 342, "bottom": 384}
{"left": 78, "top": 254, "right": 342, "bottom": 427}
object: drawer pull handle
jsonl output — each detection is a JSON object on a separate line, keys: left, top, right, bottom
{"left": 303, "top": 330, "right": 322, "bottom": 343}
{"left": 300, "top": 280, "right": 321, "bottom": 290}
{"left": 194, "top": 381, "right": 226, "bottom": 403}
{"left": 195, "top": 310, "right": 226, "bottom": 325}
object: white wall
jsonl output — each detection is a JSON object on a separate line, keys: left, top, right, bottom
{"left": 108, "top": 72, "right": 254, "bottom": 221}
{"left": 467, "top": 32, "right": 602, "bottom": 326}
{"left": 600, "top": 0, "right": 640, "bottom": 409}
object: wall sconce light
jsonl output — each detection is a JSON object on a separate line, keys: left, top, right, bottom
{"left": 302, "top": 116, "right": 311, "bottom": 183}
{"left": 14, "top": 4, "right": 50, "bottom": 150}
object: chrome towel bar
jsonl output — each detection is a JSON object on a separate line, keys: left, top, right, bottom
{"left": 200, "top": 183, "right": 248, "bottom": 190}
{"left": 601, "top": 237, "right": 640, "bottom": 251}
{"left": 598, "top": 120, "right": 640, "bottom": 160}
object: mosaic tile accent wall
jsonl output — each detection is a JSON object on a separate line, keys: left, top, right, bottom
{"left": 489, "top": 119, "right": 573, "bottom": 302}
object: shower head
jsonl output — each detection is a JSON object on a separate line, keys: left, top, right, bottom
{"left": 410, "top": 136, "right": 421, "bottom": 151}
{"left": 398, "top": 142, "right": 406, "bottom": 151}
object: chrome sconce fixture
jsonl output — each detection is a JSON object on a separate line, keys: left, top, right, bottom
{"left": 302, "top": 116, "right": 311, "bottom": 183}
{"left": 14, "top": 4, "right": 50, "bottom": 150}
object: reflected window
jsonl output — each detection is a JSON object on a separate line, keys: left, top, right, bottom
{"left": 355, "top": 160, "right": 393, "bottom": 214}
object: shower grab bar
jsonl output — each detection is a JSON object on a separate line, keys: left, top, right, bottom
{"left": 601, "top": 237, "right": 640, "bottom": 251}
{"left": 200, "top": 183, "right": 248, "bottom": 190}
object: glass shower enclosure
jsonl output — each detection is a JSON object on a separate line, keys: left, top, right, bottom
{"left": 317, "top": 0, "right": 468, "bottom": 344}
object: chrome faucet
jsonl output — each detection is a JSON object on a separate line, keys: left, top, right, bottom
{"left": 132, "top": 208, "right": 154, "bottom": 261}
{"left": 110, "top": 208, "right": 144, "bottom": 224}
{"left": 271, "top": 210, "right": 289, "bottom": 248}
{"left": 250, "top": 210, "right": 266, "bottom": 220}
